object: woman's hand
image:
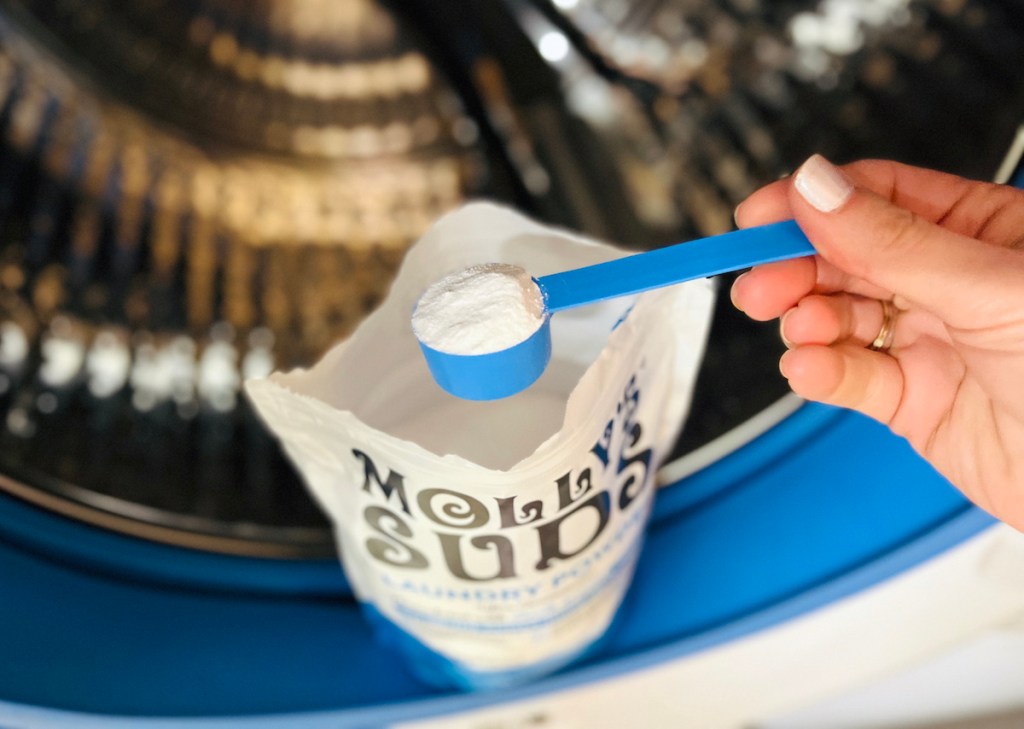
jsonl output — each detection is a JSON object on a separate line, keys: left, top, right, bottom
{"left": 730, "top": 155, "right": 1024, "bottom": 530}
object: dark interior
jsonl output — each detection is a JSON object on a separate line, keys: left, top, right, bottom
{"left": 0, "top": 0, "right": 1021, "bottom": 556}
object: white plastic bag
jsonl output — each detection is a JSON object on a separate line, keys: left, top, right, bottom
{"left": 246, "top": 202, "right": 714, "bottom": 689}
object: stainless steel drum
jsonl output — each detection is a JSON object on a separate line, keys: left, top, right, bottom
{"left": 0, "top": 0, "right": 1021, "bottom": 559}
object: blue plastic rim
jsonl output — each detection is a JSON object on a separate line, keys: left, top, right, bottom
{"left": 418, "top": 316, "right": 552, "bottom": 400}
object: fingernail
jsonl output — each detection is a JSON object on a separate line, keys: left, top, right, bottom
{"left": 794, "top": 154, "right": 853, "bottom": 213}
{"left": 730, "top": 272, "right": 749, "bottom": 311}
{"left": 733, "top": 201, "right": 745, "bottom": 228}
{"left": 779, "top": 350, "right": 794, "bottom": 379}
{"left": 780, "top": 309, "right": 794, "bottom": 348}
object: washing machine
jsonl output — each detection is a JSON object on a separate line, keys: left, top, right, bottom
{"left": 2, "top": 1, "right": 1024, "bottom": 727}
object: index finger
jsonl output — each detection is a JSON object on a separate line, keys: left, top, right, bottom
{"left": 730, "top": 255, "right": 892, "bottom": 321}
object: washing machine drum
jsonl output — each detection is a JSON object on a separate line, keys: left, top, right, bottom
{"left": 0, "top": 0, "right": 1023, "bottom": 723}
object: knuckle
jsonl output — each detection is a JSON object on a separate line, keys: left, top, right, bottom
{"left": 875, "top": 206, "right": 930, "bottom": 258}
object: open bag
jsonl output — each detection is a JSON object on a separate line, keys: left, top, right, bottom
{"left": 246, "top": 203, "right": 714, "bottom": 690}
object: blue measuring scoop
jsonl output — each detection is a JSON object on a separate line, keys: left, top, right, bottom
{"left": 416, "top": 219, "right": 815, "bottom": 400}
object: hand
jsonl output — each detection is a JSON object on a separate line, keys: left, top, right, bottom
{"left": 730, "top": 155, "right": 1024, "bottom": 530}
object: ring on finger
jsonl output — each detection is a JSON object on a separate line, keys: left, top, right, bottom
{"left": 868, "top": 299, "right": 898, "bottom": 353}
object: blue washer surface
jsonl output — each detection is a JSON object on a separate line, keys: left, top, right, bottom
{"left": 0, "top": 403, "right": 995, "bottom": 724}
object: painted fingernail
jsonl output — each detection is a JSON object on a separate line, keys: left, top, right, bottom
{"left": 730, "top": 272, "right": 749, "bottom": 311}
{"left": 794, "top": 154, "right": 853, "bottom": 213}
{"left": 780, "top": 309, "right": 794, "bottom": 348}
{"left": 779, "top": 350, "right": 793, "bottom": 379}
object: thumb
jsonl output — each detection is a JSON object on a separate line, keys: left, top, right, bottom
{"left": 789, "top": 155, "right": 1023, "bottom": 329}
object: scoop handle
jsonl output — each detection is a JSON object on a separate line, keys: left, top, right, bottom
{"left": 537, "top": 220, "right": 815, "bottom": 313}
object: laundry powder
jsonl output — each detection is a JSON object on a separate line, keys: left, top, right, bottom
{"left": 412, "top": 263, "right": 545, "bottom": 355}
{"left": 246, "top": 202, "right": 714, "bottom": 691}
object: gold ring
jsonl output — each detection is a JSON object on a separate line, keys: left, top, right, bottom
{"left": 869, "top": 299, "right": 897, "bottom": 353}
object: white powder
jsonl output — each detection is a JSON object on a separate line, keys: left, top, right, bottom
{"left": 412, "top": 263, "right": 546, "bottom": 355}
